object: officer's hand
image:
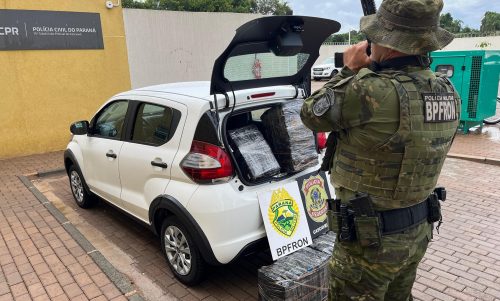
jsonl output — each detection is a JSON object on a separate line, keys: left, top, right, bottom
{"left": 343, "top": 41, "right": 371, "bottom": 73}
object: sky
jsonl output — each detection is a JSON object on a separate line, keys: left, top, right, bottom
{"left": 286, "top": 0, "right": 493, "bottom": 33}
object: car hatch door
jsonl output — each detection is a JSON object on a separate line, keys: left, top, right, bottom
{"left": 210, "top": 16, "right": 341, "bottom": 97}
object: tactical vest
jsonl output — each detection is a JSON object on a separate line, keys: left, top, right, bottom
{"left": 331, "top": 69, "right": 460, "bottom": 210}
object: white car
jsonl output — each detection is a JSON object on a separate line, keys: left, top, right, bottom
{"left": 311, "top": 57, "right": 340, "bottom": 81}
{"left": 64, "top": 16, "right": 339, "bottom": 285}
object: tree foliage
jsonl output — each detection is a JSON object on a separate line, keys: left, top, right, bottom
{"left": 251, "top": 0, "right": 292, "bottom": 15}
{"left": 324, "top": 30, "right": 365, "bottom": 44}
{"left": 480, "top": 11, "right": 500, "bottom": 32}
{"left": 325, "top": 11, "right": 500, "bottom": 44}
{"left": 122, "top": 0, "right": 292, "bottom": 15}
{"left": 440, "top": 12, "right": 463, "bottom": 33}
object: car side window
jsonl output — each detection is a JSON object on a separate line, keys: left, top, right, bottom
{"left": 131, "top": 103, "right": 174, "bottom": 146}
{"left": 94, "top": 100, "right": 129, "bottom": 139}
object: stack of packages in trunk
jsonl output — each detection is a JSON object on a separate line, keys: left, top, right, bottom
{"left": 228, "top": 124, "right": 281, "bottom": 180}
{"left": 261, "top": 99, "right": 318, "bottom": 173}
{"left": 258, "top": 232, "right": 336, "bottom": 301}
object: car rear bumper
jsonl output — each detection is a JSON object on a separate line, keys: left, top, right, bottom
{"left": 186, "top": 164, "right": 330, "bottom": 264}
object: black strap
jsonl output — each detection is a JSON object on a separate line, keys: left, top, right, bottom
{"left": 378, "top": 200, "right": 428, "bottom": 235}
{"left": 371, "top": 56, "right": 432, "bottom": 71}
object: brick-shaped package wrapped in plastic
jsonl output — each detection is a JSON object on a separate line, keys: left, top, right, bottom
{"left": 228, "top": 124, "right": 281, "bottom": 180}
{"left": 261, "top": 100, "right": 318, "bottom": 173}
{"left": 258, "top": 232, "right": 336, "bottom": 301}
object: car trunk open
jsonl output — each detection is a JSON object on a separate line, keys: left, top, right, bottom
{"left": 222, "top": 99, "right": 319, "bottom": 186}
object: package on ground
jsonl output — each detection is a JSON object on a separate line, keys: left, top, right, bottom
{"left": 258, "top": 232, "right": 336, "bottom": 301}
{"left": 228, "top": 124, "right": 281, "bottom": 180}
{"left": 261, "top": 100, "right": 318, "bottom": 173}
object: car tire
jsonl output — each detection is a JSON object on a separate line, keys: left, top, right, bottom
{"left": 312, "top": 77, "right": 318, "bottom": 81}
{"left": 330, "top": 69, "right": 339, "bottom": 79}
{"left": 160, "top": 216, "right": 205, "bottom": 285}
{"left": 68, "top": 165, "right": 96, "bottom": 208}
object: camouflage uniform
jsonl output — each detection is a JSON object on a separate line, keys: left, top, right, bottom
{"left": 300, "top": 0, "right": 460, "bottom": 300}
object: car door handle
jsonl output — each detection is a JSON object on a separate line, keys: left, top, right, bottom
{"left": 106, "top": 152, "right": 117, "bottom": 159}
{"left": 151, "top": 161, "right": 168, "bottom": 169}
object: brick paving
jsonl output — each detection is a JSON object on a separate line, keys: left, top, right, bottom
{"left": 1, "top": 111, "right": 500, "bottom": 300}
{"left": 33, "top": 172, "right": 267, "bottom": 301}
{"left": 450, "top": 128, "right": 500, "bottom": 160}
{"left": 414, "top": 156, "right": 500, "bottom": 301}
{"left": 0, "top": 152, "right": 127, "bottom": 301}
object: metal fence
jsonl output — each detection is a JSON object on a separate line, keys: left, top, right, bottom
{"left": 454, "top": 31, "right": 500, "bottom": 38}
{"left": 322, "top": 42, "right": 350, "bottom": 46}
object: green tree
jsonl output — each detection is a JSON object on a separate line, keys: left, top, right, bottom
{"left": 251, "top": 0, "right": 293, "bottom": 15}
{"left": 480, "top": 11, "right": 500, "bottom": 32}
{"left": 123, "top": 0, "right": 291, "bottom": 14}
{"left": 122, "top": 0, "right": 155, "bottom": 8}
{"left": 440, "top": 12, "right": 463, "bottom": 33}
{"left": 325, "top": 30, "right": 365, "bottom": 44}
{"left": 122, "top": 0, "right": 254, "bottom": 13}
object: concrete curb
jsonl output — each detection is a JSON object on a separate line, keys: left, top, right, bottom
{"left": 18, "top": 175, "right": 145, "bottom": 301}
{"left": 447, "top": 153, "right": 500, "bottom": 166}
{"left": 37, "top": 167, "right": 66, "bottom": 178}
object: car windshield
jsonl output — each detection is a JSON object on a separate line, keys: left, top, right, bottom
{"left": 224, "top": 52, "right": 310, "bottom": 82}
{"left": 322, "top": 57, "right": 334, "bottom": 65}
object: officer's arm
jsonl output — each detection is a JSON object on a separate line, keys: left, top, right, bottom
{"left": 300, "top": 67, "right": 355, "bottom": 132}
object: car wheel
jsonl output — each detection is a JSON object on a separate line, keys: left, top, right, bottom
{"left": 161, "top": 216, "right": 205, "bottom": 285}
{"left": 68, "top": 165, "right": 96, "bottom": 208}
{"left": 312, "top": 77, "right": 318, "bottom": 81}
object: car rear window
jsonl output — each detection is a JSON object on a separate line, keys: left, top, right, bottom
{"left": 224, "top": 52, "right": 310, "bottom": 82}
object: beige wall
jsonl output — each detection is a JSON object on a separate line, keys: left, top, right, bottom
{"left": 123, "top": 9, "right": 259, "bottom": 88}
{"left": 0, "top": 0, "right": 131, "bottom": 158}
{"left": 442, "top": 36, "right": 500, "bottom": 51}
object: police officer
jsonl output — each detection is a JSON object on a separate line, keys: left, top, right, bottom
{"left": 301, "top": 0, "right": 460, "bottom": 300}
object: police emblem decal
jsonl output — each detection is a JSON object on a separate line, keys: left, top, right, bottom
{"left": 268, "top": 188, "right": 300, "bottom": 238}
{"left": 301, "top": 175, "right": 328, "bottom": 223}
{"left": 312, "top": 89, "right": 334, "bottom": 117}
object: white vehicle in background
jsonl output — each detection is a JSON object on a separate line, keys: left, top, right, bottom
{"left": 311, "top": 57, "right": 340, "bottom": 81}
{"left": 64, "top": 16, "right": 340, "bottom": 286}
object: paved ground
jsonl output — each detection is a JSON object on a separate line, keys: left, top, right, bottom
{"left": 0, "top": 153, "right": 127, "bottom": 301}
{"left": 31, "top": 173, "right": 268, "bottom": 301}
{"left": 1, "top": 82, "right": 500, "bottom": 300}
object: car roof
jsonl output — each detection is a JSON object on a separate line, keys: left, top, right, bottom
{"left": 115, "top": 81, "right": 301, "bottom": 109}
{"left": 134, "top": 81, "right": 212, "bottom": 99}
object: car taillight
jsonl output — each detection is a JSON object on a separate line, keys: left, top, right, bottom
{"left": 316, "top": 132, "right": 327, "bottom": 151}
{"left": 181, "top": 140, "right": 234, "bottom": 184}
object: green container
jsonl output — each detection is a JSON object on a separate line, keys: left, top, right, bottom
{"left": 430, "top": 50, "right": 500, "bottom": 133}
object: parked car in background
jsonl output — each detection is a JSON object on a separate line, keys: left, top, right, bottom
{"left": 311, "top": 57, "right": 340, "bottom": 81}
{"left": 64, "top": 16, "right": 340, "bottom": 285}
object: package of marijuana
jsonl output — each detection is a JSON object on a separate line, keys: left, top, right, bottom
{"left": 228, "top": 124, "right": 281, "bottom": 180}
{"left": 258, "top": 232, "right": 335, "bottom": 301}
{"left": 261, "top": 100, "right": 318, "bottom": 173}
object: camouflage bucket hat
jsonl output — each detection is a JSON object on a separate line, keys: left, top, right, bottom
{"left": 360, "top": 0, "right": 454, "bottom": 55}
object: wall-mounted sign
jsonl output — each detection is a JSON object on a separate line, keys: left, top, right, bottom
{"left": 258, "top": 183, "right": 312, "bottom": 260}
{"left": 0, "top": 9, "right": 104, "bottom": 50}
